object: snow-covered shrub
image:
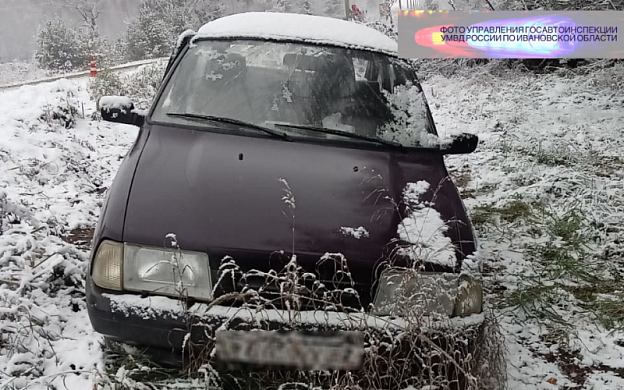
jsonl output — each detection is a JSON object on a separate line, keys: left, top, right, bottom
{"left": 40, "top": 96, "right": 81, "bottom": 130}
{"left": 80, "top": 27, "right": 125, "bottom": 69}
{"left": 35, "top": 18, "right": 88, "bottom": 72}
{"left": 124, "top": 0, "right": 224, "bottom": 62}
{"left": 0, "top": 79, "right": 138, "bottom": 389}
{"left": 124, "top": 6, "right": 173, "bottom": 61}
{"left": 269, "top": 0, "right": 291, "bottom": 12}
{"left": 36, "top": 18, "right": 123, "bottom": 72}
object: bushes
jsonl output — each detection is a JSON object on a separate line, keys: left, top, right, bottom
{"left": 124, "top": 7, "right": 173, "bottom": 61}
{"left": 36, "top": 1, "right": 226, "bottom": 70}
{"left": 35, "top": 17, "right": 120, "bottom": 72}
{"left": 35, "top": 18, "right": 89, "bottom": 72}
{"left": 124, "top": 0, "right": 223, "bottom": 62}
{"left": 88, "top": 68, "right": 126, "bottom": 109}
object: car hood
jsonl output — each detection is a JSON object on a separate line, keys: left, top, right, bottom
{"left": 122, "top": 124, "right": 475, "bottom": 282}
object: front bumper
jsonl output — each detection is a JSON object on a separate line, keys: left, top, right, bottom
{"left": 87, "top": 275, "right": 485, "bottom": 355}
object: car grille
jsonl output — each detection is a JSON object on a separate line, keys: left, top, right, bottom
{"left": 211, "top": 254, "right": 375, "bottom": 312}
{"left": 213, "top": 272, "right": 372, "bottom": 312}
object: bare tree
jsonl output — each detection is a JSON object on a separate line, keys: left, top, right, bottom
{"left": 49, "top": 0, "right": 104, "bottom": 33}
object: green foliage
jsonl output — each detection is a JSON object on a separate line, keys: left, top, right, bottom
{"left": 491, "top": 200, "right": 624, "bottom": 338}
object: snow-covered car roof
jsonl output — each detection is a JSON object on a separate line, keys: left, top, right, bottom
{"left": 195, "top": 12, "right": 398, "bottom": 56}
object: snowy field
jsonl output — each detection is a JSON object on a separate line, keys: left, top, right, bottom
{"left": 0, "top": 61, "right": 51, "bottom": 87}
{"left": 1, "top": 62, "right": 623, "bottom": 389}
{"left": 422, "top": 63, "right": 624, "bottom": 390}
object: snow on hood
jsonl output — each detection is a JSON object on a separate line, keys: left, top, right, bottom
{"left": 397, "top": 181, "right": 457, "bottom": 268}
{"left": 195, "top": 12, "right": 398, "bottom": 56}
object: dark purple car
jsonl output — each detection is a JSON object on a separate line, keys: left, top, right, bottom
{"left": 86, "top": 12, "right": 484, "bottom": 382}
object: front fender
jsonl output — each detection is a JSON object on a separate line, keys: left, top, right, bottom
{"left": 89, "top": 126, "right": 151, "bottom": 268}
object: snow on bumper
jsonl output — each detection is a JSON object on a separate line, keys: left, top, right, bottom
{"left": 87, "top": 290, "right": 486, "bottom": 369}
{"left": 97, "top": 292, "right": 484, "bottom": 336}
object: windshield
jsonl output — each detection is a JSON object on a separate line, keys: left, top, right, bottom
{"left": 151, "top": 40, "right": 438, "bottom": 148}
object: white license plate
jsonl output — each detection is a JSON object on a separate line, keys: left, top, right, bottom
{"left": 216, "top": 330, "right": 364, "bottom": 370}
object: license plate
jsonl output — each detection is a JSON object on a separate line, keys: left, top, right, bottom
{"left": 216, "top": 330, "right": 364, "bottom": 370}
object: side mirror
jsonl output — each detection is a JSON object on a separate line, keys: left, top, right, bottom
{"left": 99, "top": 96, "right": 145, "bottom": 127}
{"left": 440, "top": 133, "right": 479, "bottom": 155}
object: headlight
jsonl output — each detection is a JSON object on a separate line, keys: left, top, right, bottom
{"left": 123, "top": 244, "right": 212, "bottom": 300}
{"left": 453, "top": 274, "right": 483, "bottom": 317}
{"left": 91, "top": 240, "right": 124, "bottom": 291}
{"left": 372, "top": 268, "right": 482, "bottom": 318}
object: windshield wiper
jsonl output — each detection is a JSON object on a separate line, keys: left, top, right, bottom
{"left": 166, "top": 113, "right": 292, "bottom": 141}
{"left": 271, "top": 123, "right": 404, "bottom": 150}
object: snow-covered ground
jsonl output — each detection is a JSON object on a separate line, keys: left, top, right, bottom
{"left": 0, "top": 61, "right": 51, "bottom": 87}
{"left": 422, "top": 63, "right": 624, "bottom": 389}
{"left": 0, "top": 78, "right": 139, "bottom": 390}
{"left": 1, "top": 61, "right": 623, "bottom": 389}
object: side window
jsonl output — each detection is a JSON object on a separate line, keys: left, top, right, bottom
{"left": 357, "top": 57, "right": 399, "bottom": 93}
{"left": 392, "top": 64, "right": 409, "bottom": 88}
{"left": 391, "top": 59, "right": 422, "bottom": 87}
{"left": 389, "top": 59, "right": 439, "bottom": 137}
{"left": 353, "top": 57, "right": 369, "bottom": 80}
